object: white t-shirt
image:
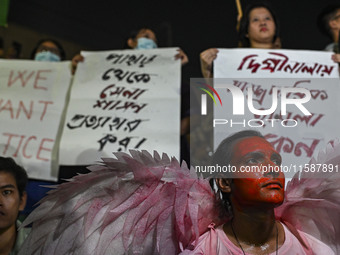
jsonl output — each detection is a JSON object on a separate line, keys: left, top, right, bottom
{"left": 180, "top": 223, "right": 335, "bottom": 255}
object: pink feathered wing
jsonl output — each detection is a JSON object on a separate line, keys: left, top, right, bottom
{"left": 19, "top": 150, "right": 221, "bottom": 255}
{"left": 275, "top": 140, "right": 340, "bottom": 254}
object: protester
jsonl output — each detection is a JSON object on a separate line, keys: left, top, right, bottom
{"left": 200, "top": 1, "right": 281, "bottom": 78}
{"left": 0, "top": 157, "right": 29, "bottom": 255}
{"left": 180, "top": 130, "right": 336, "bottom": 254}
{"left": 18, "top": 130, "right": 340, "bottom": 254}
{"left": 31, "top": 38, "right": 66, "bottom": 62}
{"left": 317, "top": 4, "right": 340, "bottom": 63}
{"left": 71, "top": 27, "right": 191, "bottom": 163}
{"left": 23, "top": 38, "right": 66, "bottom": 217}
{"left": 72, "top": 27, "right": 188, "bottom": 72}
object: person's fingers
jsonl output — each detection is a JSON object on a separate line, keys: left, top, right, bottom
{"left": 331, "top": 54, "right": 340, "bottom": 63}
{"left": 175, "top": 49, "right": 189, "bottom": 65}
{"left": 71, "top": 54, "right": 84, "bottom": 75}
{"left": 200, "top": 48, "right": 218, "bottom": 64}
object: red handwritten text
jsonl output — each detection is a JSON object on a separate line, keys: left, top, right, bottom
{"left": 265, "top": 133, "right": 320, "bottom": 157}
{"left": 237, "top": 53, "right": 335, "bottom": 77}
{"left": 0, "top": 99, "right": 53, "bottom": 120}
{"left": 7, "top": 70, "right": 52, "bottom": 90}
{"left": 2, "top": 132, "right": 54, "bottom": 161}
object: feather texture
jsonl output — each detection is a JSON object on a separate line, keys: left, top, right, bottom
{"left": 275, "top": 140, "right": 340, "bottom": 254}
{"left": 19, "top": 150, "right": 221, "bottom": 255}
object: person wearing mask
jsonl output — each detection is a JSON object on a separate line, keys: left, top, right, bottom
{"left": 23, "top": 38, "right": 66, "bottom": 217}
{"left": 31, "top": 38, "right": 65, "bottom": 62}
{"left": 72, "top": 27, "right": 188, "bottom": 72}
{"left": 71, "top": 27, "right": 191, "bottom": 163}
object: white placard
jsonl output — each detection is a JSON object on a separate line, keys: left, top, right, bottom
{"left": 60, "top": 48, "right": 181, "bottom": 165}
{"left": 0, "top": 60, "right": 72, "bottom": 181}
{"left": 215, "top": 49, "right": 338, "bottom": 78}
{"left": 213, "top": 49, "right": 340, "bottom": 177}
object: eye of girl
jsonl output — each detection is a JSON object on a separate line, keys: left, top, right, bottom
{"left": 246, "top": 158, "right": 259, "bottom": 164}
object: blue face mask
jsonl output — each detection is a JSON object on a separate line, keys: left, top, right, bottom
{"left": 136, "top": 37, "right": 157, "bottom": 50}
{"left": 34, "top": 51, "right": 61, "bottom": 62}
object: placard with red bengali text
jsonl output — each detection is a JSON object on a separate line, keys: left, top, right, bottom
{"left": 213, "top": 49, "right": 340, "bottom": 177}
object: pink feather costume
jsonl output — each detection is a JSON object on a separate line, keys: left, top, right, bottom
{"left": 19, "top": 143, "right": 340, "bottom": 254}
{"left": 18, "top": 151, "right": 223, "bottom": 255}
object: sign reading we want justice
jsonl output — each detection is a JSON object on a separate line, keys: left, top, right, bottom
{"left": 0, "top": 60, "right": 71, "bottom": 181}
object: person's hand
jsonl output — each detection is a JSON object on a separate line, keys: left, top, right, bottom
{"left": 175, "top": 48, "right": 189, "bottom": 66}
{"left": 331, "top": 53, "right": 340, "bottom": 63}
{"left": 200, "top": 48, "right": 218, "bottom": 78}
{"left": 71, "top": 54, "right": 84, "bottom": 75}
{"left": 180, "top": 116, "right": 190, "bottom": 136}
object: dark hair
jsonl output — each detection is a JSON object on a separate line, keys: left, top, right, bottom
{"left": 317, "top": 4, "right": 340, "bottom": 40}
{"left": 30, "top": 38, "right": 66, "bottom": 60}
{"left": 123, "top": 27, "right": 157, "bottom": 49}
{"left": 238, "top": 1, "right": 280, "bottom": 47}
{"left": 211, "top": 130, "right": 265, "bottom": 216}
{"left": 212, "top": 130, "right": 264, "bottom": 167}
{"left": 0, "top": 157, "right": 28, "bottom": 197}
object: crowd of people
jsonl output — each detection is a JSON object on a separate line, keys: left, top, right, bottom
{"left": 1, "top": 1, "right": 340, "bottom": 254}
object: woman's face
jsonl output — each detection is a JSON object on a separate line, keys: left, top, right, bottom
{"left": 36, "top": 41, "right": 61, "bottom": 58}
{"left": 247, "top": 7, "right": 276, "bottom": 46}
{"left": 135, "top": 29, "right": 157, "bottom": 43}
{"left": 229, "top": 136, "right": 285, "bottom": 209}
{"left": 129, "top": 29, "right": 157, "bottom": 49}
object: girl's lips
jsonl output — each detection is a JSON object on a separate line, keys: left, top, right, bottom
{"left": 264, "top": 184, "right": 281, "bottom": 189}
{"left": 262, "top": 181, "right": 283, "bottom": 188}
{"left": 260, "top": 27, "right": 268, "bottom": 32}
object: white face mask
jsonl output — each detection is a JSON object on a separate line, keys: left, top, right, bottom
{"left": 34, "top": 51, "right": 61, "bottom": 62}
{"left": 136, "top": 37, "right": 157, "bottom": 50}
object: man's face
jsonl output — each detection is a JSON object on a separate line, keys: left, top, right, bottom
{"left": 230, "top": 136, "right": 285, "bottom": 208}
{"left": 0, "top": 171, "right": 26, "bottom": 231}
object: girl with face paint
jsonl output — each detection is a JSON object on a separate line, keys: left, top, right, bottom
{"left": 17, "top": 130, "right": 339, "bottom": 254}
{"left": 215, "top": 134, "right": 285, "bottom": 255}
{"left": 180, "top": 130, "right": 335, "bottom": 255}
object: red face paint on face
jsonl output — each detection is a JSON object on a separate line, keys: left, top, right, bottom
{"left": 230, "top": 136, "right": 285, "bottom": 208}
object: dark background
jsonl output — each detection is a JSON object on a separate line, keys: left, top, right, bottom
{"left": 6, "top": 0, "right": 340, "bottom": 78}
